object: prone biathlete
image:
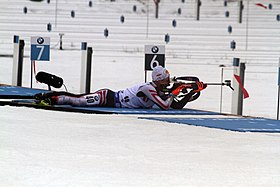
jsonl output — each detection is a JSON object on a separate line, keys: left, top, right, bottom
{"left": 34, "top": 66, "right": 207, "bottom": 110}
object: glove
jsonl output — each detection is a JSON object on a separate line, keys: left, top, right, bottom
{"left": 169, "top": 82, "right": 183, "bottom": 92}
{"left": 192, "top": 82, "right": 207, "bottom": 93}
{"left": 170, "top": 84, "right": 188, "bottom": 97}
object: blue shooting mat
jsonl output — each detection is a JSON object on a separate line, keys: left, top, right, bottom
{"left": 0, "top": 85, "right": 49, "bottom": 98}
{"left": 1, "top": 99, "right": 219, "bottom": 114}
{"left": 63, "top": 106, "right": 219, "bottom": 115}
{"left": 140, "top": 117, "right": 280, "bottom": 133}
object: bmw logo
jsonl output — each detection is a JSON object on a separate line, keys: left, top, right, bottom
{"left": 37, "top": 37, "right": 44, "bottom": 44}
{"left": 151, "top": 46, "right": 159, "bottom": 53}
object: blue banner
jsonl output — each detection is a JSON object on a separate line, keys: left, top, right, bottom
{"left": 30, "top": 44, "right": 50, "bottom": 61}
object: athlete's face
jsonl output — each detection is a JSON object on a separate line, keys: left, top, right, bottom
{"left": 156, "top": 77, "right": 170, "bottom": 91}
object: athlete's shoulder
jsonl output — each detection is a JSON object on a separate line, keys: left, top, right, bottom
{"left": 139, "top": 82, "right": 156, "bottom": 90}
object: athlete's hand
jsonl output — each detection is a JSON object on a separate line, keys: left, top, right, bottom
{"left": 192, "top": 82, "right": 207, "bottom": 93}
{"left": 170, "top": 84, "right": 188, "bottom": 97}
{"left": 170, "top": 82, "right": 183, "bottom": 92}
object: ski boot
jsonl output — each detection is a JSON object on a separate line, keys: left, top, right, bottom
{"left": 34, "top": 92, "right": 55, "bottom": 100}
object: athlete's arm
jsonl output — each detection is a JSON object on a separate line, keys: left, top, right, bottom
{"left": 138, "top": 85, "right": 174, "bottom": 110}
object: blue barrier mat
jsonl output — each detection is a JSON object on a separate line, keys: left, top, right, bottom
{"left": 140, "top": 117, "right": 280, "bottom": 133}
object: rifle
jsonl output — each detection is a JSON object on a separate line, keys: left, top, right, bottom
{"left": 172, "top": 76, "right": 234, "bottom": 91}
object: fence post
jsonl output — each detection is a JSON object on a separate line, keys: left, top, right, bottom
{"left": 231, "top": 58, "right": 246, "bottom": 115}
{"left": 80, "top": 42, "right": 87, "bottom": 93}
{"left": 85, "top": 47, "right": 93, "bottom": 93}
{"left": 12, "top": 36, "right": 25, "bottom": 86}
{"left": 80, "top": 42, "right": 93, "bottom": 93}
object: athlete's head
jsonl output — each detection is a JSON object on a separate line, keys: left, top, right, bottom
{"left": 152, "top": 65, "right": 170, "bottom": 90}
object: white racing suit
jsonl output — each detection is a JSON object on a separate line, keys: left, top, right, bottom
{"left": 116, "top": 82, "right": 173, "bottom": 109}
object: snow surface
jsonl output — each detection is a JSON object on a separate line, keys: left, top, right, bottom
{"left": 1, "top": 0, "right": 280, "bottom": 186}
{"left": 1, "top": 106, "right": 280, "bottom": 186}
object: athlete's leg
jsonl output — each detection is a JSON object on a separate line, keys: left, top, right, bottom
{"left": 54, "top": 89, "right": 115, "bottom": 107}
{"left": 34, "top": 91, "right": 82, "bottom": 100}
{"left": 82, "top": 89, "right": 115, "bottom": 107}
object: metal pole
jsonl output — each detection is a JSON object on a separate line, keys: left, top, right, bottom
{"left": 31, "top": 60, "right": 34, "bottom": 88}
{"left": 277, "top": 87, "right": 279, "bottom": 120}
{"left": 245, "top": 0, "right": 249, "bottom": 50}
{"left": 145, "top": 71, "right": 147, "bottom": 83}
{"left": 146, "top": 0, "right": 149, "bottom": 38}
{"left": 277, "top": 58, "right": 280, "bottom": 119}
{"left": 220, "top": 67, "right": 224, "bottom": 113}
{"left": 55, "top": 0, "right": 58, "bottom": 27}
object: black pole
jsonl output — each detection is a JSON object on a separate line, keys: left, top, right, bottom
{"left": 18, "top": 40, "right": 25, "bottom": 86}
{"left": 196, "top": 0, "right": 201, "bottom": 21}
{"left": 145, "top": 71, "right": 147, "bottom": 83}
{"left": 238, "top": 0, "right": 243, "bottom": 23}
{"left": 59, "top": 33, "right": 64, "bottom": 50}
{"left": 85, "top": 47, "right": 93, "bottom": 93}
{"left": 155, "top": 3, "right": 159, "bottom": 18}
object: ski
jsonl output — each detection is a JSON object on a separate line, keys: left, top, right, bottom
{"left": 0, "top": 99, "right": 111, "bottom": 114}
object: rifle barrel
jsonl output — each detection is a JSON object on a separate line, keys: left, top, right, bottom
{"left": 206, "top": 83, "right": 225, "bottom": 85}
